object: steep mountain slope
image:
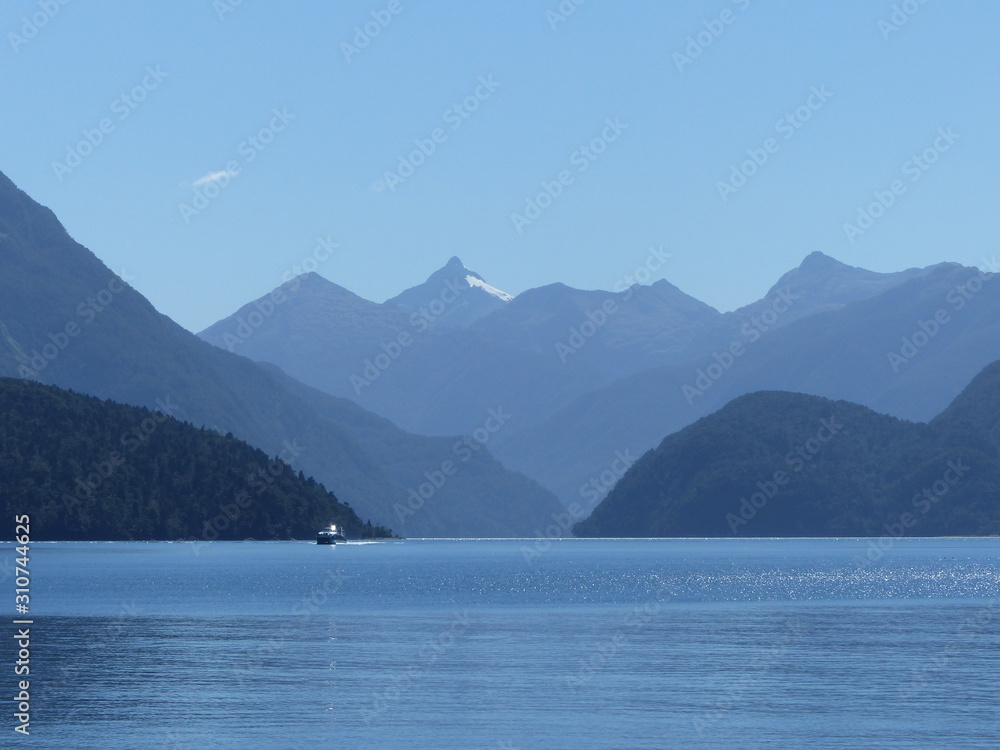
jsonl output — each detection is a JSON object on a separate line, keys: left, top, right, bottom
{"left": 0, "top": 378, "right": 392, "bottom": 541}
{"left": 198, "top": 271, "right": 414, "bottom": 414}
{"left": 0, "top": 169, "right": 562, "bottom": 537}
{"left": 496, "top": 261, "right": 1000, "bottom": 505}
{"left": 931, "top": 359, "right": 1000, "bottom": 444}
{"left": 574, "top": 384, "right": 1000, "bottom": 538}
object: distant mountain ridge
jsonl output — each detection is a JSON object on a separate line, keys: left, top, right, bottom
{"left": 736, "top": 250, "right": 930, "bottom": 323}
{"left": 199, "top": 257, "right": 724, "bottom": 437}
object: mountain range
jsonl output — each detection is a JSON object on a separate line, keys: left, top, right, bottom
{"left": 197, "top": 245, "right": 1000, "bottom": 513}
{"left": 5, "top": 163, "right": 999, "bottom": 539}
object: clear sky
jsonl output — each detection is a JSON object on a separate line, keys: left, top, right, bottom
{"left": 2, "top": 0, "right": 998, "bottom": 332}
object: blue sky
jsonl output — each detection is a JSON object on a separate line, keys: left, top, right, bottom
{"left": 2, "top": 0, "right": 998, "bottom": 332}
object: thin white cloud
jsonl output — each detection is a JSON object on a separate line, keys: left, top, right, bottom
{"left": 192, "top": 169, "right": 238, "bottom": 187}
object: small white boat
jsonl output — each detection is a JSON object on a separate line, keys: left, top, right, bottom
{"left": 316, "top": 524, "right": 347, "bottom": 545}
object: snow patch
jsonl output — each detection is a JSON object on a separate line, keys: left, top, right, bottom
{"left": 466, "top": 274, "right": 513, "bottom": 302}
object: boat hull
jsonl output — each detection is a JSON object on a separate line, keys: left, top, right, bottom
{"left": 316, "top": 526, "right": 346, "bottom": 544}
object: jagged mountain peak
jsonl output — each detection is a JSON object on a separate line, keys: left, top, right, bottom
{"left": 423, "top": 256, "right": 501, "bottom": 291}
{"left": 725, "top": 252, "right": 932, "bottom": 331}
{"left": 797, "top": 250, "right": 853, "bottom": 272}
{"left": 386, "top": 257, "right": 513, "bottom": 328}
{"left": 288, "top": 271, "right": 366, "bottom": 299}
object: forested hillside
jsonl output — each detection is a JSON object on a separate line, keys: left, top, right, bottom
{"left": 0, "top": 378, "right": 392, "bottom": 541}
{"left": 575, "top": 377, "right": 1000, "bottom": 537}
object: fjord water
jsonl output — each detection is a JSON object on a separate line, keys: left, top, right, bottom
{"left": 6, "top": 539, "right": 999, "bottom": 749}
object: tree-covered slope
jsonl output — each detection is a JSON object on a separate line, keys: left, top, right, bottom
{"left": 575, "top": 385, "right": 1000, "bottom": 538}
{"left": 933, "top": 359, "right": 1000, "bottom": 443}
{"left": 0, "top": 378, "right": 393, "bottom": 541}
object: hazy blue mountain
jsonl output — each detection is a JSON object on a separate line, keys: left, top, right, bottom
{"left": 574, "top": 367, "right": 1000, "bottom": 538}
{"left": 494, "top": 261, "right": 998, "bottom": 506}
{"left": 0, "top": 169, "right": 563, "bottom": 537}
{"left": 727, "top": 250, "right": 929, "bottom": 328}
{"left": 198, "top": 271, "right": 413, "bottom": 410}
{"left": 200, "top": 272, "right": 406, "bottom": 361}
{"left": 380, "top": 278, "right": 724, "bottom": 437}
{"left": 469, "top": 277, "right": 720, "bottom": 377}
{"left": 386, "top": 255, "right": 513, "bottom": 330}
{"left": 199, "top": 264, "right": 722, "bottom": 437}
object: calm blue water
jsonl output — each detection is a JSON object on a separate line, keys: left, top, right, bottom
{"left": 3, "top": 538, "right": 999, "bottom": 748}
